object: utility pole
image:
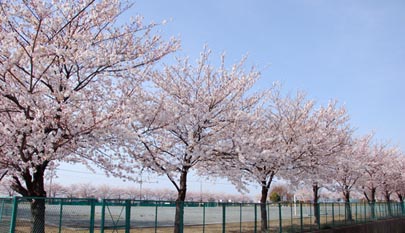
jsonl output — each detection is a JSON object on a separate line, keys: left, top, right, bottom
{"left": 200, "top": 180, "right": 203, "bottom": 202}
{"left": 48, "top": 167, "right": 56, "bottom": 197}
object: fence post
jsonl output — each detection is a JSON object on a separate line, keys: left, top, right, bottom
{"left": 332, "top": 203, "right": 335, "bottom": 228}
{"left": 397, "top": 202, "right": 400, "bottom": 217}
{"left": 338, "top": 203, "right": 341, "bottom": 223}
{"left": 89, "top": 198, "right": 95, "bottom": 233}
{"left": 125, "top": 200, "right": 131, "bottom": 233}
{"left": 0, "top": 199, "right": 4, "bottom": 222}
{"left": 222, "top": 204, "right": 226, "bottom": 233}
{"left": 239, "top": 203, "right": 242, "bottom": 233}
{"left": 278, "top": 203, "right": 282, "bottom": 233}
{"left": 300, "top": 202, "right": 303, "bottom": 233}
{"left": 154, "top": 203, "right": 158, "bottom": 233}
{"left": 254, "top": 204, "right": 257, "bottom": 233}
{"left": 267, "top": 204, "right": 270, "bottom": 230}
{"left": 290, "top": 203, "right": 293, "bottom": 232}
{"left": 309, "top": 202, "right": 312, "bottom": 231}
{"left": 344, "top": 202, "right": 347, "bottom": 225}
{"left": 9, "top": 196, "right": 18, "bottom": 233}
{"left": 402, "top": 201, "right": 405, "bottom": 217}
{"left": 203, "top": 203, "right": 206, "bottom": 233}
{"left": 58, "top": 199, "right": 63, "bottom": 233}
{"left": 314, "top": 203, "right": 321, "bottom": 230}
{"left": 100, "top": 199, "right": 106, "bottom": 233}
{"left": 364, "top": 202, "right": 366, "bottom": 222}
{"left": 394, "top": 202, "right": 397, "bottom": 216}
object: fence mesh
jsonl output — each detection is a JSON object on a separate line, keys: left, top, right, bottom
{"left": 0, "top": 197, "right": 404, "bottom": 233}
{"left": 0, "top": 198, "right": 13, "bottom": 232}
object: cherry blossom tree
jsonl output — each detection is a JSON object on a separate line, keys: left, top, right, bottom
{"left": 0, "top": 169, "right": 7, "bottom": 181}
{"left": 0, "top": 178, "right": 17, "bottom": 196}
{"left": 376, "top": 146, "right": 402, "bottom": 216}
{"left": 44, "top": 182, "right": 68, "bottom": 198}
{"left": 286, "top": 101, "right": 352, "bottom": 226}
{"left": 224, "top": 89, "right": 317, "bottom": 232}
{"left": 358, "top": 142, "right": 394, "bottom": 218}
{"left": 269, "top": 184, "right": 293, "bottom": 202}
{"left": 122, "top": 49, "right": 261, "bottom": 233}
{"left": 0, "top": 0, "right": 178, "bottom": 232}
{"left": 97, "top": 184, "right": 117, "bottom": 199}
{"left": 329, "top": 135, "right": 372, "bottom": 221}
{"left": 222, "top": 91, "right": 350, "bottom": 231}
{"left": 120, "top": 186, "right": 140, "bottom": 199}
{"left": 392, "top": 155, "right": 405, "bottom": 214}
{"left": 76, "top": 183, "right": 97, "bottom": 198}
{"left": 0, "top": 148, "right": 9, "bottom": 181}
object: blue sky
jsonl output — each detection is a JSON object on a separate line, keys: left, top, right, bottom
{"left": 133, "top": 0, "right": 405, "bottom": 148}
{"left": 55, "top": 1, "right": 405, "bottom": 198}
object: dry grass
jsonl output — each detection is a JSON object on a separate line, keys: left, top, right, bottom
{"left": 13, "top": 215, "right": 368, "bottom": 233}
{"left": 15, "top": 223, "right": 263, "bottom": 233}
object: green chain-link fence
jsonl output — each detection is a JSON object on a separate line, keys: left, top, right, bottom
{"left": 0, "top": 197, "right": 404, "bottom": 232}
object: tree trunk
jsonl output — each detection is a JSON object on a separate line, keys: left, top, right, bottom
{"left": 30, "top": 198, "right": 46, "bottom": 233}
{"left": 398, "top": 193, "right": 403, "bottom": 203}
{"left": 12, "top": 162, "right": 48, "bottom": 233}
{"left": 312, "top": 184, "right": 320, "bottom": 227}
{"left": 260, "top": 183, "right": 269, "bottom": 233}
{"left": 343, "top": 189, "right": 353, "bottom": 221}
{"left": 174, "top": 169, "right": 188, "bottom": 233}
{"left": 364, "top": 187, "right": 376, "bottom": 219}
{"left": 384, "top": 190, "right": 392, "bottom": 216}
{"left": 371, "top": 188, "right": 376, "bottom": 219}
{"left": 29, "top": 166, "right": 47, "bottom": 233}
{"left": 397, "top": 193, "right": 404, "bottom": 215}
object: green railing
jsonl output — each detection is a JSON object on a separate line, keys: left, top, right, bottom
{"left": 0, "top": 197, "right": 404, "bottom": 232}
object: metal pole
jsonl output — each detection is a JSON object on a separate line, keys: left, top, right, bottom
{"left": 332, "top": 203, "right": 335, "bottom": 228}
{"left": 58, "top": 199, "right": 63, "bottom": 233}
{"left": 239, "top": 203, "right": 242, "bottom": 233}
{"left": 100, "top": 199, "right": 105, "bottom": 233}
{"left": 0, "top": 199, "right": 4, "bottom": 221}
{"left": 9, "top": 196, "right": 18, "bottom": 233}
{"left": 125, "top": 200, "right": 131, "bottom": 233}
{"left": 203, "top": 203, "right": 206, "bottom": 233}
{"left": 154, "top": 204, "right": 158, "bottom": 233}
{"left": 364, "top": 202, "right": 366, "bottom": 222}
{"left": 89, "top": 199, "right": 95, "bottom": 233}
{"left": 200, "top": 181, "right": 203, "bottom": 202}
{"left": 300, "top": 202, "right": 303, "bottom": 232}
{"left": 139, "top": 169, "right": 143, "bottom": 200}
{"left": 338, "top": 203, "right": 341, "bottom": 223}
{"left": 317, "top": 203, "right": 321, "bottom": 230}
{"left": 254, "top": 204, "right": 257, "bottom": 233}
{"left": 278, "top": 203, "right": 282, "bottom": 233}
{"left": 290, "top": 203, "right": 293, "bottom": 232}
{"left": 222, "top": 204, "right": 226, "bottom": 233}
{"left": 267, "top": 204, "right": 270, "bottom": 229}
{"left": 309, "top": 202, "right": 312, "bottom": 231}
{"left": 401, "top": 201, "right": 405, "bottom": 216}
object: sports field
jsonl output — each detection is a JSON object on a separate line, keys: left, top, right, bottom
{"left": 1, "top": 198, "right": 392, "bottom": 232}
